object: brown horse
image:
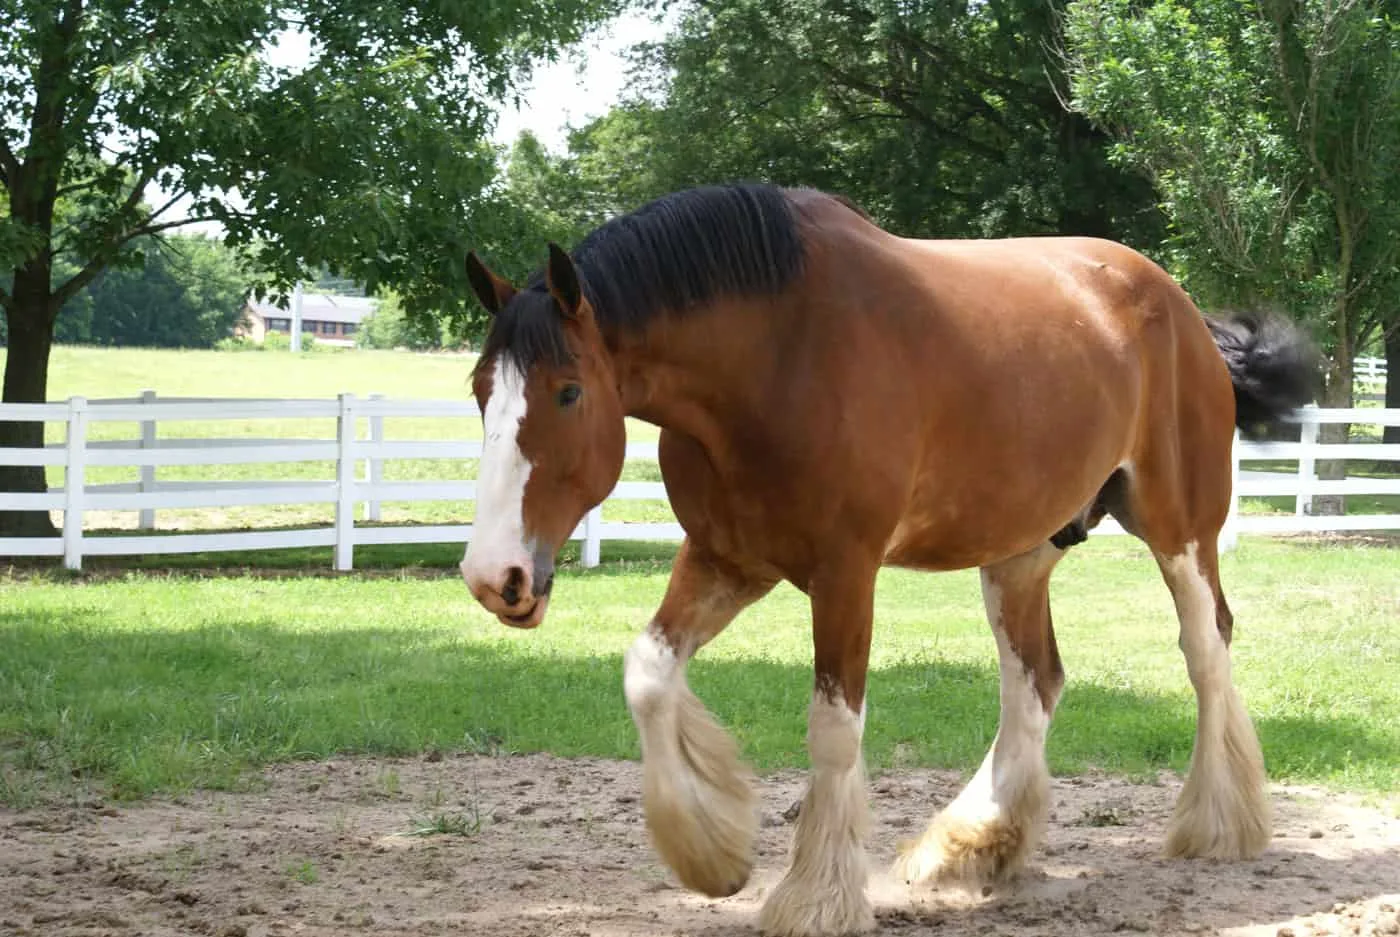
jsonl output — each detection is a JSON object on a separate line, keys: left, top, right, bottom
{"left": 458, "top": 184, "right": 1317, "bottom": 937}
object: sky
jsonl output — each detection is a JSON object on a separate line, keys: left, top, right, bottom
{"left": 491, "top": 8, "right": 674, "bottom": 152}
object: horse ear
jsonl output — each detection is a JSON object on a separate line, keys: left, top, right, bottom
{"left": 465, "top": 251, "right": 516, "bottom": 316}
{"left": 545, "top": 242, "right": 584, "bottom": 321}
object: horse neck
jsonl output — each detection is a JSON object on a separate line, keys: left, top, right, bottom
{"left": 608, "top": 296, "right": 790, "bottom": 439}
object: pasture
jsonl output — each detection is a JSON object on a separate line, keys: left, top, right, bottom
{"left": 2, "top": 346, "right": 1398, "bottom": 935}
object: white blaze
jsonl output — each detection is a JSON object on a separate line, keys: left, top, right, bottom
{"left": 461, "top": 357, "right": 533, "bottom": 582}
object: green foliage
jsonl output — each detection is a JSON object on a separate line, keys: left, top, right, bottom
{"left": 52, "top": 235, "right": 252, "bottom": 348}
{"left": 0, "top": 0, "right": 627, "bottom": 376}
{"left": 356, "top": 290, "right": 450, "bottom": 351}
{"left": 1064, "top": 0, "right": 1400, "bottom": 397}
{"left": 548, "top": 0, "right": 1164, "bottom": 246}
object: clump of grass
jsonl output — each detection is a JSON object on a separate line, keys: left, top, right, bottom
{"left": 1075, "top": 800, "right": 1137, "bottom": 827}
{"left": 286, "top": 859, "right": 318, "bottom": 885}
{"left": 405, "top": 808, "right": 483, "bottom": 838}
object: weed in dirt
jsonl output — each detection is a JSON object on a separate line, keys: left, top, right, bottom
{"left": 406, "top": 808, "right": 483, "bottom": 838}
{"left": 286, "top": 859, "right": 319, "bottom": 885}
{"left": 161, "top": 843, "right": 207, "bottom": 883}
{"left": 375, "top": 767, "right": 401, "bottom": 798}
{"left": 1076, "top": 801, "right": 1137, "bottom": 827}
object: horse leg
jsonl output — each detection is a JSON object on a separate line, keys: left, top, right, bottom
{"left": 895, "top": 541, "right": 1065, "bottom": 889}
{"left": 1153, "top": 535, "right": 1271, "bottom": 858}
{"left": 759, "top": 558, "right": 878, "bottom": 937}
{"left": 623, "top": 539, "right": 777, "bottom": 898}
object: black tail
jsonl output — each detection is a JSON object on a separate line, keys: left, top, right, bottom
{"left": 1204, "top": 311, "right": 1322, "bottom": 435}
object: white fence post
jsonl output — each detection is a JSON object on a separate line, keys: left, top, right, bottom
{"left": 62, "top": 396, "right": 89, "bottom": 571}
{"left": 334, "top": 393, "right": 357, "bottom": 571}
{"left": 139, "top": 389, "right": 157, "bottom": 529}
{"left": 367, "top": 393, "right": 383, "bottom": 523}
{"left": 1296, "top": 405, "right": 1319, "bottom": 516}
{"left": 582, "top": 505, "right": 602, "bottom": 568}
{"left": 1220, "top": 428, "right": 1241, "bottom": 553}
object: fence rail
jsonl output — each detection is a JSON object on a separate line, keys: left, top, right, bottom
{"left": 1, "top": 392, "right": 1397, "bottom": 570}
{"left": 1355, "top": 355, "right": 1386, "bottom": 390}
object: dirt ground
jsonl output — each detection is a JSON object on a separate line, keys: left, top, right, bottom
{"left": 2, "top": 753, "right": 1397, "bottom": 937}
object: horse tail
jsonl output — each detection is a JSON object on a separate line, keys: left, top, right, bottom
{"left": 1203, "top": 311, "right": 1322, "bottom": 434}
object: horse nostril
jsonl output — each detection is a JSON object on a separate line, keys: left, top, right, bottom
{"left": 501, "top": 566, "right": 526, "bottom": 606}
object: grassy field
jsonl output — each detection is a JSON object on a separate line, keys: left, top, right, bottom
{"left": 2, "top": 536, "right": 1397, "bottom": 808}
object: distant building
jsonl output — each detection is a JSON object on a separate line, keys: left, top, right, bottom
{"left": 238, "top": 293, "right": 378, "bottom": 347}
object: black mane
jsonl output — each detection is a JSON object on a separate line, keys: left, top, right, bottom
{"left": 479, "top": 183, "right": 807, "bottom": 372}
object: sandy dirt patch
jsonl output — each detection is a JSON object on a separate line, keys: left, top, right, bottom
{"left": 3, "top": 753, "right": 1397, "bottom": 936}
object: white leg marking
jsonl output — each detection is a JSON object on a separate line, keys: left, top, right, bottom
{"left": 895, "top": 574, "right": 1053, "bottom": 887}
{"left": 1161, "top": 542, "right": 1271, "bottom": 859}
{"left": 460, "top": 357, "right": 533, "bottom": 586}
{"left": 624, "top": 625, "right": 757, "bottom": 898}
{"left": 759, "top": 692, "right": 873, "bottom": 937}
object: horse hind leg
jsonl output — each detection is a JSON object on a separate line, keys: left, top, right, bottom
{"left": 895, "top": 541, "right": 1064, "bottom": 889}
{"left": 1155, "top": 535, "right": 1271, "bottom": 859}
{"left": 624, "top": 540, "right": 777, "bottom": 898}
{"left": 1113, "top": 452, "right": 1270, "bottom": 859}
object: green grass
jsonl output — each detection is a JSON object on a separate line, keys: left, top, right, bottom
{"left": 2, "top": 537, "right": 1397, "bottom": 806}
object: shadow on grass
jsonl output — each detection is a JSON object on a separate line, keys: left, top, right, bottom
{"left": 2, "top": 607, "right": 1395, "bottom": 802}
{"left": 1, "top": 538, "right": 684, "bottom": 580}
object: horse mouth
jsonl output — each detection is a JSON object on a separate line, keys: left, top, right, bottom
{"left": 500, "top": 595, "right": 548, "bottom": 629}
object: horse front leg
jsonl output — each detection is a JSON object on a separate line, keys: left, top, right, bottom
{"left": 759, "top": 556, "right": 878, "bottom": 937}
{"left": 623, "top": 539, "right": 777, "bottom": 898}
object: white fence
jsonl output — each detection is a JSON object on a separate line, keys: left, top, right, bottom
{"left": 0, "top": 393, "right": 1397, "bottom": 571}
{"left": 1355, "top": 355, "right": 1386, "bottom": 392}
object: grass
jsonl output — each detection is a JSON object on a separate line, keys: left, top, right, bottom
{"left": 2, "top": 537, "right": 1397, "bottom": 807}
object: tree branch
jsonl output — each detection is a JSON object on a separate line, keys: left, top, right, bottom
{"left": 51, "top": 211, "right": 226, "bottom": 308}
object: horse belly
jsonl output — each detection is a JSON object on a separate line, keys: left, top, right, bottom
{"left": 881, "top": 391, "right": 1138, "bottom": 571}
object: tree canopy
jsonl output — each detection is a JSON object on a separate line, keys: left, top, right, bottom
{"left": 1065, "top": 0, "right": 1400, "bottom": 404}
{"left": 538, "top": 0, "right": 1164, "bottom": 247}
{"left": 0, "top": 0, "right": 625, "bottom": 535}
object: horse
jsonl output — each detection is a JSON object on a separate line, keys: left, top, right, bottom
{"left": 456, "top": 183, "right": 1318, "bottom": 937}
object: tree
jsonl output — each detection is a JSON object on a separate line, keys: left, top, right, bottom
{"left": 58, "top": 234, "right": 252, "bottom": 347}
{"left": 1, "top": 0, "right": 624, "bottom": 536}
{"left": 557, "top": 0, "right": 1165, "bottom": 246}
{"left": 356, "top": 289, "right": 446, "bottom": 351}
{"left": 1064, "top": 0, "right": 1400, "bottom": 411}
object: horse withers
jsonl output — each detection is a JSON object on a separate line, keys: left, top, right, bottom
{"left": 457, "top": 184, "right": 1319, "bottom": 937}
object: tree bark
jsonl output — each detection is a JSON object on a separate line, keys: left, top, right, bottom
{"left": 0, "top": 282, "right": 61, "bottom": 540}
{"left": 1382, "top": 322, "right": 1400, "bottom": 472}
{"left": 1385, "top": 323, "right": 1400, "bottom": 437}
{"left": 1312, "top": 351, "right": 1353, "bottom": 517}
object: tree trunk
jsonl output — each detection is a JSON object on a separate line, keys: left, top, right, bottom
{"left": 1312, "top": 353, "right": 1353, "bottom": 517}
{"left": 0, "top": 294, "right": 60, "bottom": 540}
{"left": 1383, "top": 324, "right": 1400, "bottom": 465}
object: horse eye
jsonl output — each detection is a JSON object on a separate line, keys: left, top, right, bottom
{"left": 557, "top": 384, "right": 582, "bottom": 408}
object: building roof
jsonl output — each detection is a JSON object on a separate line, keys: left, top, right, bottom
{"left": 246, "top": 293, "right": 378, "bottom": 325}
